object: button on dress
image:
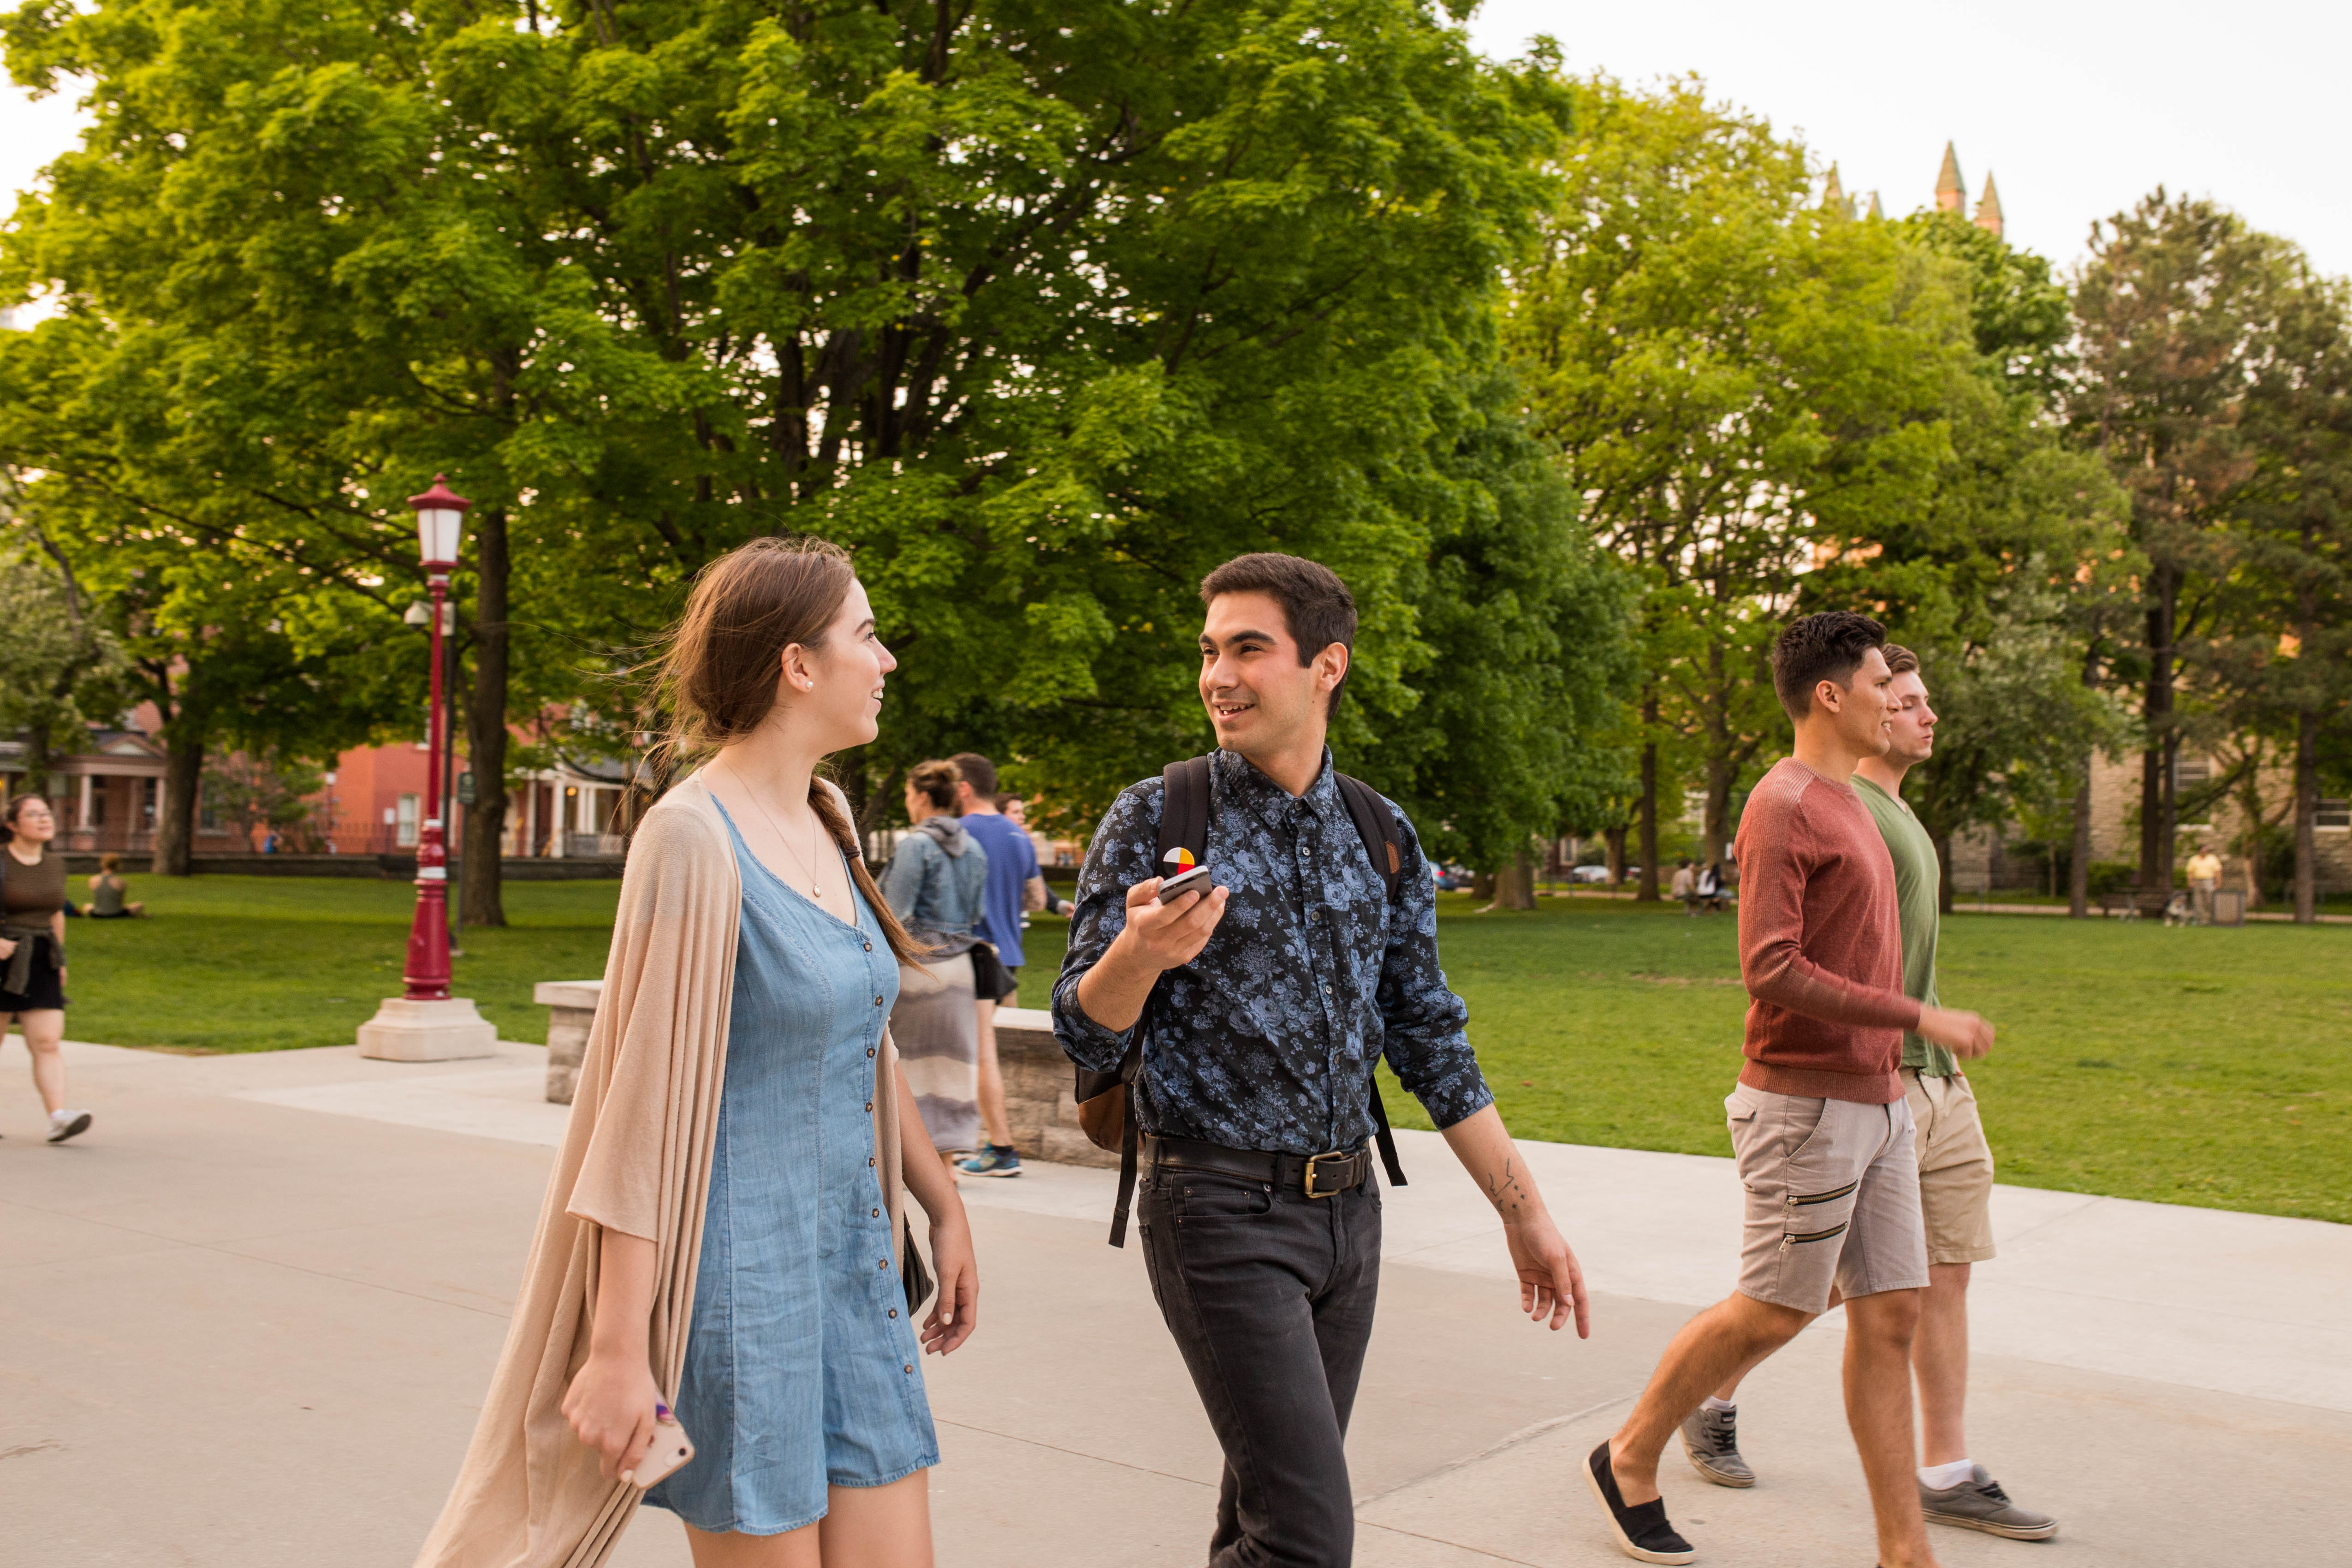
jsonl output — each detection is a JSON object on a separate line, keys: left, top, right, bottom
{"left": 644, "top": 804, "right": 939, "bottom": 1535}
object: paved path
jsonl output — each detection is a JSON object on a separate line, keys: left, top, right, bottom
{"left": 3, "top": 1036, "right": 2346, "bottom": 1566}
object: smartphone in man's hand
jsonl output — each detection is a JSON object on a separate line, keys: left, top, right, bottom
{"left": 1157, "top": 865, "right": 1214, "bottom": 903}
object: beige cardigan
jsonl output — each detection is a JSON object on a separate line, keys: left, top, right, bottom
{"left": 415, "top": 772, "right": 909, "bottom": 1568}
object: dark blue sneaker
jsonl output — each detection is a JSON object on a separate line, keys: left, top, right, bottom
{"left": 958, "top": 1144, "right": 1023, "bottom": 1177}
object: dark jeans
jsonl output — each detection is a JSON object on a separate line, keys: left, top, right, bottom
{"left": 1137, "top": 1163, "right": 1382, "bottom": 1568}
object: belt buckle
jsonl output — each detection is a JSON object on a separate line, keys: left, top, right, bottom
{"left": 1302, "top": 1150, "right": 1353, "bottom": 1200}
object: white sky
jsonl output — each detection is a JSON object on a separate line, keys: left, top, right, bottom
{"left": 2, "top": 1, "right": 2345, "bottom": 281}
{"left": 1466, "top": 0, "right": 2351, "bottom": 279}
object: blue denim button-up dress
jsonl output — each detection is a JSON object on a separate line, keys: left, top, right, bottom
{"left": 645, "top": 804, "right": 939, "bottom": 1535}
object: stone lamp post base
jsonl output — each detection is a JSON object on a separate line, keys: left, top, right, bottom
{"left": 357, "top": 997, "right": 500, "bottom": 1062}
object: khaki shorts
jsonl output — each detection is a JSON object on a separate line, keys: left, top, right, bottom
{"left": 1726, "top": 1083, "right": 1930, "bottom": 1314}
{"left": 1905, "top": 1068, "right": 1997, "bottom": 1265}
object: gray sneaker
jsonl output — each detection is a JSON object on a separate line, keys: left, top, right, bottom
{"left": 1678, "top": 1404, "right": 1754, "bottom": 1488}
{"left": 1920, "top": 1465, "right": 2057, "bottom": 1540}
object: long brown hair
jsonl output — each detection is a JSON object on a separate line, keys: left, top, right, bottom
{"left": 654, "top": 537, "right": 923, "bottom": 967}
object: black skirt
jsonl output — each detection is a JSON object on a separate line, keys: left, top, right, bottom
{"left": 0, "top": 930, "right": 66, "bottom": 1013}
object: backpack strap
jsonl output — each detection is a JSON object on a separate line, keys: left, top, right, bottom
{"left": 1097, "top": 755, "right": 1215, "bottom": 1247}
{"left": 1332, "top": 772, "right": 1408, "bottom": 1190}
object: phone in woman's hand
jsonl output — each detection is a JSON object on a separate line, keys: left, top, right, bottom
{"left": 623, "top": 1411, "right": 694, "bottom": 1489}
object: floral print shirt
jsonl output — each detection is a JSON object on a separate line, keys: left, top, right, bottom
{"left": 1052, "top": 748, "right": 1490, "bottom": 1155}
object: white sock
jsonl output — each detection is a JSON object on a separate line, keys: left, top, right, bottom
{"left": 1701, "top": 1396, "right": 1736, "bottom": 1414}
{"left": 1919, "top": 1458, "right": 1974, "bottom": 1490}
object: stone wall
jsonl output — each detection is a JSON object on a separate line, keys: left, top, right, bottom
{"left": 533, "top": 988, "right": 1116, "bottom": 1171}
{"left": 993, "top": 1006, "right": 1117, "bottom": 1169}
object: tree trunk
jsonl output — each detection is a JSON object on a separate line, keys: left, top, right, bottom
{"left": 1470, "top": 870, "right": 1496, "bottom": 902}
{"left": 1702, "top": 757, "right": 1734, "bottom": 869}
{"left": 2068, "top": 757, "right": 2095, "bottom": 918}
{"left": 1635, "top": 733, "right": 1660, "bottom": 903}
{"left": 1934, "top": 830, "right": 1955, "bottom": 916}
{"left": 20, "top": 715, "right": 55, "bottom": 801}
{"left": 2137, "top": 576, "right": 2178, "bottom": 917}
{"left": 1493, "top": 850, "right": 1537, "bottom": 910}
{"left": 461, "top": 506, "right": 512, "bottom": 927}
{"left": 154, "top": 730, "right": 205, "bottom": 876}
{"left": 2293, "top": 710, "right": 2318, "bottom": 925}
{"left": 1603, "top": 826, "right": 1626, "bottom": 887}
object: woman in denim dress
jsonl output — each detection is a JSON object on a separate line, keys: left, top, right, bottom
{"left": 558, "top": 539, "right": 980, "bottom": 1568}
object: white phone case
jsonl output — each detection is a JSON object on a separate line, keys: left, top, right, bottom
{"left": 628, "top": 1421, "right": 695, "bottom": 1489}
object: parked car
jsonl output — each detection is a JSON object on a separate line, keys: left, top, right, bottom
{"left": 1432, "top": 865, "right": 1476, "bottom": 891}
{"left": 1568, "top": 864, "right": 1637, "bottom": 885}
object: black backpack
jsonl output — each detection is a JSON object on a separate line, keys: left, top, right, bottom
{"left": 1074, "top": 755, "right": 1410, "bottom": 1246}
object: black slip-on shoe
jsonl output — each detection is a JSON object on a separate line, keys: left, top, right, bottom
{"left": 1584, "top": 1441, "right": 1697, "bottom": 1565}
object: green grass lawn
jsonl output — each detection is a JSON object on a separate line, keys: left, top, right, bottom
{"left": 46, "top": 875, "right": 624, "bottom": 1053}
{"left": 39, "top": 878, "right": 2351, "bottom": 1224}
{"left": 1020, "top": 894, "right": 2352, "bottom": 1226}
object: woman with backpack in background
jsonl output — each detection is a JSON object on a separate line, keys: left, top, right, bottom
{"left": 1, "top": 795, "right": 94, "bottom": 1144}
{"left": 881, "top": 759, "right": 990, "bottom": 1174}
{"left": 415, "top": 537, "right": 977, "bottom": 1568}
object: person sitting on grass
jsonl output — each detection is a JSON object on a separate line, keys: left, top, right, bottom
{"left": 85, "top": 854, "right": 146, "bottom": 919}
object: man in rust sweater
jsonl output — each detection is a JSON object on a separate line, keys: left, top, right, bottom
{"left": 1583, "top": 612, "right": 1994, "bottom": 1568}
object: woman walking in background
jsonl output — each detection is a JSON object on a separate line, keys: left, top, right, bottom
{"left": 86, "top": 853, "right": 145, "bottom": 919}
{"left": 416, "top": 537, "right": 978, "bottom": 1568}
{"left": 881, "top": 760, "right": 989, "bottom": 1170}
{"left": 0, "top": 796, "right": 93, "bottom": 1142}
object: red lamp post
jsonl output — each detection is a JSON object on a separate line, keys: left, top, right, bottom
{"left": 402, "top": 477, "right": 470, "bottom": 1002}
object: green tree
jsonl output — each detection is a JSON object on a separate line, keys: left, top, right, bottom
{"left": 2071, "top": 190, "right": 2299, "bottom": 914}
{"left": 0, "top": 514, "right": 124, "bottom": 798}
{"left": 3, "top": 0, "right": 1590, "bottom": 899}
{"left": 1508, "top": 76, "right": 1966, "bottom": 895}
{"left": 1809, "top": 209, "right": 2134, "bottom": 911}
{"left": 2197, "top": 264, "right": 2352, "bottom": 921}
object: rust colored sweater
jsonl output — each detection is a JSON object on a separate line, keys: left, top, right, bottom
{"left": 1733, "top": 758, "right": 1921, "bottom": 1104}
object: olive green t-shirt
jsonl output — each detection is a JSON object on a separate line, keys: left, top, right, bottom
{"left": 1852, "top": 774, "right": 1952, "bottom": 1076}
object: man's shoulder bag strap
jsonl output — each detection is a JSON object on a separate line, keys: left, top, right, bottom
{"left": 1073, "top": 757, "right": 1211, "bottom": 1247}
{"left": 1331, "top": 771, "right": 1409, "bottom": 1192}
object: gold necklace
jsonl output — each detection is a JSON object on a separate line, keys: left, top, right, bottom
{"left": 727, "top": 765, "right": 833, "bottom": 900}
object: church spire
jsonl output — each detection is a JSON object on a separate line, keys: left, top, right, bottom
{"left": 1935, "top": 142, "right": 1966, "bottom": 214}
{"left": 1866, "top": 190, "right": 1884, "bottom": 220}
{"left": 1823, "top": 163, "right": 1850, "bottom": 218}
{"left": 1973, "top": 173, "right": 2004, "bottom": 238}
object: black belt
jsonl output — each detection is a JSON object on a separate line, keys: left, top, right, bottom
{"left": 1143, "top": 1132, "right": 1372, "bottom": 1200}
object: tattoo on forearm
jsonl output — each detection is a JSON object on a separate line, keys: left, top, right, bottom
{"left": 1484, "top": 1157, "right": 1532, "bottom": 1220}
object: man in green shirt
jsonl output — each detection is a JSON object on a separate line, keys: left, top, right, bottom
{"left": 1681, "top": 646, "right": 2057, "bottom": 1543}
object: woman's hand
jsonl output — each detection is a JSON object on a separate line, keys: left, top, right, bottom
{"left": 921, "top": 1212, "right": 979, "bottom": 1356}
{"left": 0, "top": 937, "right": 16, "bottom": 961}
{"left": 560, "top": 1349, "right": 667, "bottom": 1483}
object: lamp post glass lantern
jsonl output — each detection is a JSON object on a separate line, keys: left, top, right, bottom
{"left": 402, "top": 476, "right": 469, "bottom": 1002}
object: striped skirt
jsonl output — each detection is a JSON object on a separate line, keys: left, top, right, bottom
{"left": 891, "top": 951, "right": 978, "bottom": 1153}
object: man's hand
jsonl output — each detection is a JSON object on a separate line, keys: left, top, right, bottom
{"left": 1114, "top": 876, "right": 1229, "bottom": 972}
{"left": 1503, "top": 1213, "right": 1592, "bottom": 1337}
{"left": 1074, "top": 876, "right": 1231, "bottom": 1034}
{"left": 1917, "top": 1005, "right": 1994, "bottom": 1058}
{"left": 0, "top": 937, "right": 16, "bottom": 961}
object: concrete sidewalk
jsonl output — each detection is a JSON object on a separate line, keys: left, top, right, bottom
{"left": 3, "top": 1036, "right": 2346, "bottom": 1566}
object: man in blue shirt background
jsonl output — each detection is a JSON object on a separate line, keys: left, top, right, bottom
{"left": 951, "top": 751, "right": 1047, "bottom": 1177}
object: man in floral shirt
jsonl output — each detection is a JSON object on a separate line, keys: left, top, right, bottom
{"left": 1054, "top": 552, "right": 1592, "bottom": 1568}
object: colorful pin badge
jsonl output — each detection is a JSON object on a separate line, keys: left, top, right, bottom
{"left": 1163, "top": 847, "right": 1197, "bottom": 872}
